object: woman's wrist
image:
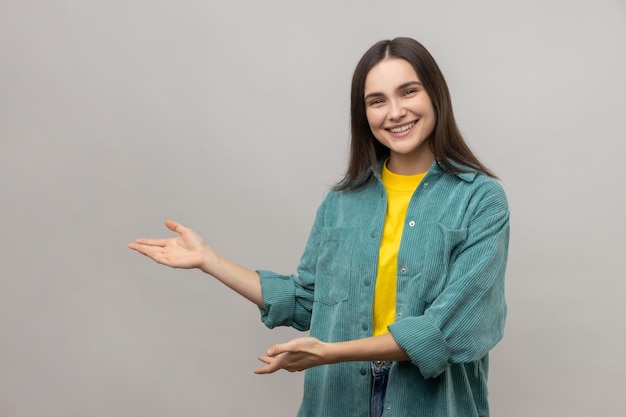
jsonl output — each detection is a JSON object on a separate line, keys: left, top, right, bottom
{"left": 319, "top": 340, "right": 340, "bottom": 365}
{"left": 199, "top": 246, "right": 220, "bottom": 275}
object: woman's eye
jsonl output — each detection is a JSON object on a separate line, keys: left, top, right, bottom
{"left": 403, "top": 88, "right": 416, "bottom": 96}
{"left": 368, "top": 99, "right": 383, "bottom": 106}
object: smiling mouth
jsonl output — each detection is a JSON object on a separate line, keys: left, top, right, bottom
{"left": 387, "top": 121, "right": 416, "bottom": 133}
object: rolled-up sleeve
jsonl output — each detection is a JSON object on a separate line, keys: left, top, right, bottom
{"left": 389, "top": 184, "right": 510, "bottom": 378}
{"left": 257, "top": 196, "right": 330, "bottom": 331}
{"left": 257, "top": 270, "right": 315, "bottom": 331}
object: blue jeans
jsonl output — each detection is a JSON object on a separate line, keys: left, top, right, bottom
{"left": 371, "top": 361, "right": 392, "bottom": 417}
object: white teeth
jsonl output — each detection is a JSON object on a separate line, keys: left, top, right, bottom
{"left": 389, "top": 122, "right": 416, "bottom": 133}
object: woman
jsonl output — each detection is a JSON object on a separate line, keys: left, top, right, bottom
{"left": 129, "top": 37, "right": 509, "bottom": 417}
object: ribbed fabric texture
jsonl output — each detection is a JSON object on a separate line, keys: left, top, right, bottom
{"left": 258, "top": 159, "right": 509, "bottom": 417}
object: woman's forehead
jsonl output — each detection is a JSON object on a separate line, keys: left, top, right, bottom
{"left": 364, "top": 58, "right": 420, "bottom": 94}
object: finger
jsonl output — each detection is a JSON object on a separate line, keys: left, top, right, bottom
{"left": 254, "top": 356, "right": 280, "bottom": 374}
{"left": 266, "top": 343, "right": 288, "bottom": 357}
{"left": 128, "top": 242, "right": 152, "bottom": 253}
{"left": 133, "top": 238, "right": 169, "bottom": 246}
{"left": 257, "top": 355, "right": 272, "bottom": 365}
{"left": 127, "top": 243, "right": 158, "bottom": 258}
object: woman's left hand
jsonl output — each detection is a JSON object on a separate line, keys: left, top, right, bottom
{"left": 254, "top": 337, "right": 329, "bottom": 374}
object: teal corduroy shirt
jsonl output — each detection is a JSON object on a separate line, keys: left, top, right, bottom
{"left": 258, "top": 159, "right": 510, "bottom": 417}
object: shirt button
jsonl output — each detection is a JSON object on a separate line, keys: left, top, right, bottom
{"left": 360, "top": 368, "right": 367, "bottom": 375}
{"left": 400, "top": 267, "right": 406, "bottom": 273}
{"left": 397, "top": 312, "right": 402, "bottom": 317}
{"left": 362, "top": 323, "right": 369, "bottom": 331}
{"left": 364, "top": 279, "right": 371, "bottom": 286}
{"left": 370, "top": 231, "right": 377, "bottom": 238}
{"left": 423, "top": 182, "right": 429, "bottom": 188}
{"left": 408, "top": 220, "right": 415, "bottom": 227}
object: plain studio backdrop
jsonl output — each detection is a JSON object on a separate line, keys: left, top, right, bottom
{"left": 1, "top": 0, "right": 624, "bottom": 416}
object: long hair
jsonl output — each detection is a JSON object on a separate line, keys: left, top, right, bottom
{"left": 336, "top": 37, "right": 496, "bottom": 191}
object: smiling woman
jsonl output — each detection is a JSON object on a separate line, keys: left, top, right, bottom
{"left": 129, "top": 37, "right": 510, "bottom": 417}
{"left": 339, "top": 37, "right": 497, "bottom": 192}
{"left": 364, "top": 59, "right": 436, "bottom": 175}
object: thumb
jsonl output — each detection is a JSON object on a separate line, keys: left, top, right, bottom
{"left": 165, "top": 219, "right": 182, "bottom": 233}
{"left": 267, "top": 343, "right": 287, "bottom": 357}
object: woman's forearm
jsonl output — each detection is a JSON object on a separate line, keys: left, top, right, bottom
{"left": 201, "top": 250, "right": 264, "bottom": 308}
{"left": 255, "top": 333, "right": 411, "bottom": 374}
{"left": 326, "top": 333, "right": 410, "bottom": 364}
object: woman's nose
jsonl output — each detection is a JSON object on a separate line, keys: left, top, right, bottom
{"left": 388, "top": 99, "right": 406, "bottom": 121}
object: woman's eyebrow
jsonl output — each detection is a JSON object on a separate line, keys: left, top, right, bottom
{"left": 364, "top": 81, "right": 423, "bottom": 100}
{"left": 398, "top": 81, "right": 422, "bottom": 90}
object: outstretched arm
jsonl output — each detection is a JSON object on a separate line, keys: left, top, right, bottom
{"left": 128, "top": 219, "right": 264, "bottom": 308}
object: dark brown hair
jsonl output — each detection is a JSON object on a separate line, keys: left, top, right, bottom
{"left": 336, "top": 37, "right": 496, "bottom": 190}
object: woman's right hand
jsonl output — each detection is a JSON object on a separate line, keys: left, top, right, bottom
{"left": 128, "top": 219, "right": 214, "bottom": 270}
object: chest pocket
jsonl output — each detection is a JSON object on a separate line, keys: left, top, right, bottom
{"left": 417, "top": 223, "right": 467, "bottom": 303}
{"left": 314, "top": 227, "right": 354, "bottom": 305}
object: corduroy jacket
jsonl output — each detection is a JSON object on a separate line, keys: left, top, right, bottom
{"left": 258, "top": 159, "right": 510, "bottom": 417}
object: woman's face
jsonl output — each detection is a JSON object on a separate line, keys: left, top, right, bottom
{"left": 364, "top": 58, "right": 436, "bottom": 174}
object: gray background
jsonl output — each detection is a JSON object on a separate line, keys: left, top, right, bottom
{"left": 1, "top": 0, "right": 625, "bottom": 416}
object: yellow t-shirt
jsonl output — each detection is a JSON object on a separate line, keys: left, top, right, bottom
{"left": 373, "top": 162, "right": 426, "bottom": 336}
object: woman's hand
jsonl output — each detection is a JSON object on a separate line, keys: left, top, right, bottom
{"left": 255, "top": 337, "right": 330, "bottom": 374}
{"left": 254, "top": 333, "right": 410, "bottom": 374}
{"left": 128, "top": 219, "right": 214, "bottom": 270}
{"left": 129, "top": 219, "right": 264, "bottom": 307}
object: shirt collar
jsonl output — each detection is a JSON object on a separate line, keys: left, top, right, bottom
{"left": 373, "top": 158, "right": 478, "bottom": 183}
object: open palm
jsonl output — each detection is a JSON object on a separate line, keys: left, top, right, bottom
{"left": 128, "top": 219, "right": 210, "bottom": 269}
